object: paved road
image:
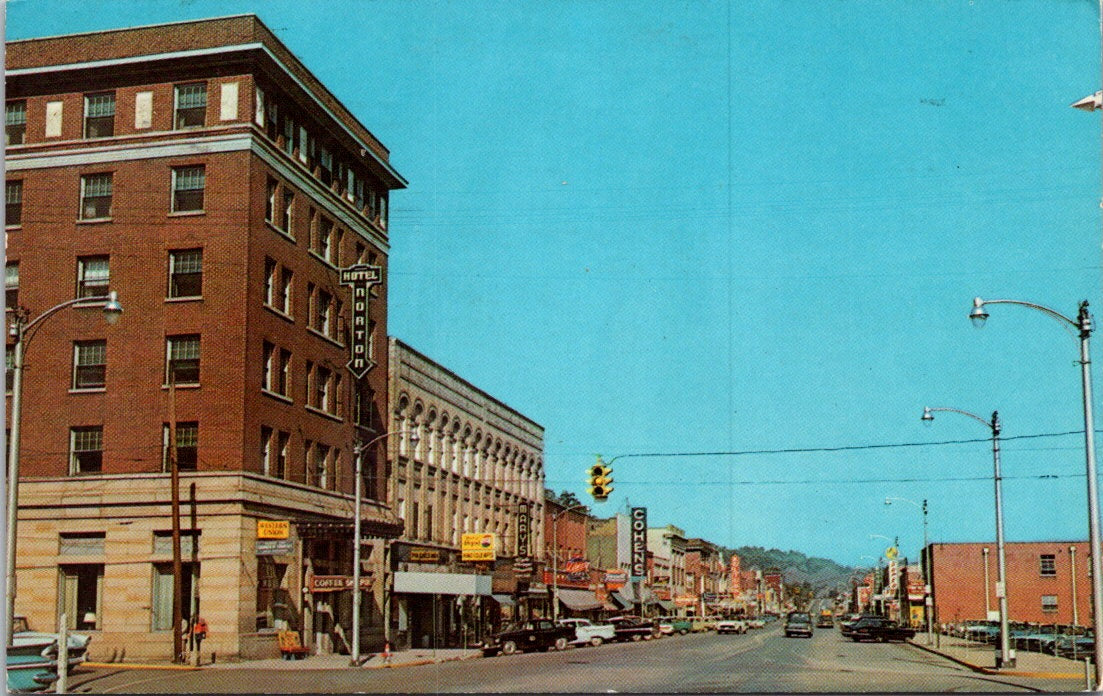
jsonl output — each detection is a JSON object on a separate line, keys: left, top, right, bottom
{"left": 73, "top": 625, "right": 1073, "bottom": 693}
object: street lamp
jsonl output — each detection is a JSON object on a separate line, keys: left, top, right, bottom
{"left": 550, "top": 503, "right": 590, "bottom": 622}
{"left": 967, "top": 296, "right": 1103, "bottom": 683}
{"left": 920, "top": 405, "right": 1013, "bottom": 669}
{"left": 350, "top": 428, "right": 418, "bottom": 666}
{"left": 6, "top": 292, "right": 123, "bottom": 643}
{"left": 885, "top": 496, "right": 932, "bottom": 645}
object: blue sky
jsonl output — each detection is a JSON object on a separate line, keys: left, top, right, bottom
{"left": 9, "top": 0, "right": 1103, "bottom": 568}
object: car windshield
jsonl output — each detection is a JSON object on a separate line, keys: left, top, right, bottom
{"left": 788, "top": 613, "right": 811, "bottom": 622}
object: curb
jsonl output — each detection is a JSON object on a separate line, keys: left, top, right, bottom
{"left": 81, "top": 662, "right": 201, "bottom": 671}
{"left": 364, "top": 653, "right": 482, "bottom": 670}
{"left": 906, "top": 640, "right": 1083, "bottom": 680}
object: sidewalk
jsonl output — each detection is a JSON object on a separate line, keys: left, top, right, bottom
{"left": 907, "top": 635, "right": 1091, "bottom": 688}
{"left": 197, "top": 646, "right": 482, "bottom": 671}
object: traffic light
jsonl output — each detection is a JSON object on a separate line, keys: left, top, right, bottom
{"left": 588, "top": 457, "right": 614, "bottom": 501}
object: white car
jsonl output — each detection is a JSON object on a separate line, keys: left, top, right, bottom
{"left": 555, "top": 618, "right": 616, "bottom": 647}
{"left": 715, "top": 618, "right": 748, "bottom": 634}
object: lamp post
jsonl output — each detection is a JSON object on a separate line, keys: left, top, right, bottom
{"left": 920, "top": 405, "right": 1013, "bottom": 669}
{"left": 6, "top": 292, "right": 123, "bottom": 643}
{"left": 550, "top": 502, "right": 590, "bottom": 622}
{"left": 350, "top": 428, "right": 418, "bottom": 666}
{"left": 886, "top": 497, "right": 932, "bottom": 644}
{"left": 967, "top": 297, "right": 1102, "bottom": 682}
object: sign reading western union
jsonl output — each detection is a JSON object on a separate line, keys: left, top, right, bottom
{"left": 461, "top": 533, "right": 496, "bottom": 561}
{"left": 257, "top": 520, "right": 290, "bottom": 539}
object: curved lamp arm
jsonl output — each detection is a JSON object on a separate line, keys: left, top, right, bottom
{"left": 921, "top": 406, "right": 998, "bottom": 434}
{"left": 12, "top": 292, "right": 122, "bottom": 345}
{"left": 971, "top": 297, "right": 1087, "bottom": 335}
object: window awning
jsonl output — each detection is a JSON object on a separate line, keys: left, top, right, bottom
{"left": 491, "top": 594, "right": 516, "bottom": 607}
{"left": 557, "top": 588, "right": 603, "bottom": 612}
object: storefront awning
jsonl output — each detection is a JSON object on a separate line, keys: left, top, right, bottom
{"left": 557, "top": 588, "right": 603, "bottom": 612}
{"left": 656, "top": 599, "right": 676, "bottom": 612}
{"left": 491, "top": 594, "right": 516, "bottom": 607}
{"left": 393, "top": 571, "right": 492, "bottom": 596}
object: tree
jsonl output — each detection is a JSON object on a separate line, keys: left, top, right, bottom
{"left": 558, "top": 490, "right": 583, "bottom": 509}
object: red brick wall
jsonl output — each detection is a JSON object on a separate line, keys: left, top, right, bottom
{"left": 930, "top": 541, "right": 1092, "bottom": 626}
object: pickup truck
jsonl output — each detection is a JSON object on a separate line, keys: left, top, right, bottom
{"left": 556, "top": 618, "right": 616, "bottom": 647}
{"left": 480, "top": 619, "right": 576, "bottom": 656}
{"left": 607, "top": 615, "right": 658, "bottom": 642}
{"left": 847, "top": 616, "right": 916, "bottom": 643}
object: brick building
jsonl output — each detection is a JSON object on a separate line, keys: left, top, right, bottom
{"left": 5, "top": 15, "right": 406, "bottom": 660}
{"left": 928, "top": 541, "right": 1092, "bottom": 627}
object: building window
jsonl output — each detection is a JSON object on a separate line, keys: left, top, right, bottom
{"left": 168, "top": 249, "right": 203, "bottom": 298}
{"left": 6, "top": 348, "right": 13, "bottom": 393}
{"left": 76, "top": 255, "right": 110, "bottom": 299}
{"left": 6, "top": 100, "right": 26, "bottom": 146}
{"left": 1040, "top": 554, "right": 1057, "bottom": 576}
{"left": 256, "top": 558, "right": 290, "bottom": 632}
{"left": 1042, "top": 594, "right": 1058, "bottom": 613}
{"left": 84, "top": 92, "right": 116, "bottom": 138}
{"left": 80, "top": 173, "right": 113, "bottom": 220}
{"left": 72, "top": 340, "right": 107, "bottom": 390}
{"left": 6, "top": 262, "right": 18, "bottom": 308}
{"left": 166, "top": 334, "right": 201, "bottom": 385}
{"left": 276, "top": 431, "right": 289, "bottom": 479}
{"left": 261, "top": 426, "right": 274, "bottom": 475}
{"left": 7, "top": 180, "right": 23, "bottom": 227}
{"left": 315, "top": 290, "right": 331, "bottom": 335}
{"left": 163, "top": 422, "right": 198, "bottom": 471}
{"left": 60, "top": 532, "right": 105, "bottom": 556}
{"left": 263, "top": 341, "right": 291, "bottom": 397}
{"left": 70, "top": 426, "right": 104, "bottom": 474}
{"left": 152, "top": 562, "right": 198, "bottom": 631}
{"left": 60, "top": 564, "right": 104, "bottom": 630}
{"left": 174, "top": 83, "right": 207, "bottom": 129}
{"left": 171, "top": 166, "right": 205, "bottom": 213}
{"left": 311, "top": 365, "right": 331, "bottom": 411}
{"left": 281, "top": 190, "right": 294, "bottom": 233}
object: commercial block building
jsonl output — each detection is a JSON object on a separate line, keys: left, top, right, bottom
{"left": 5, "top": 15, "right": 406, "bottom": 660}
{"left": 387, "top": 338, "right": 546, "bottom": 648}
{"left": 928, "top": 541, "right": 1092, "bottom": 627}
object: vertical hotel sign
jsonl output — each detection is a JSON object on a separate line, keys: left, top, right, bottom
{"left": 630, "top": 507, "right": 647, "bottom": 581}
{"left": 339, "top": 264, "right": 383, "bottom": 379}
{"left": 517, "top": 503, "right": 531, "bottom": 557}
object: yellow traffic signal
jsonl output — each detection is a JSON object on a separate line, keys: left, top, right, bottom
{"left": 588, "top": 458, "right": 614, "bottom": 501}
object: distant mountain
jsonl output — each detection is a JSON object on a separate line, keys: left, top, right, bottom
{"left": 725, "top": 546, "right": 855, "bottom": 593}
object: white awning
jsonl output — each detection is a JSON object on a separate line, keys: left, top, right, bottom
{"left": 557, "top": 588, "right": 603, "bottom": 611}
{"left": 392, "top": 571, "right": 492, "bottom": 596}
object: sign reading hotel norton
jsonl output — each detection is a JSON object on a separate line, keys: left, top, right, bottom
{"left": 339, "top": 264, "right": 383, "bottom": 379}
{"left": 257, "top": 520, "right": 290, "bottom": 539}
{"left": 630, "top": 507, "right": 648, "bottom": 581}
{"left": 461, "top": 533, "right": 497, "bottom": 562}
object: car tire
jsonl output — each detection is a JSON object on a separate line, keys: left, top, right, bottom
{"left": 554, "top": 637, "right": 569, "bottom": 651}
{"left": 590, "top": 636, "right": 603, "bottom": 647}
{"left": 679, "top": 629, "right": 688, "bottom": 635}
{"left": 501, "top": 640, "right": 518, "bottom": 656}
{"left": 631, "top": 633, "right": 642, "bottom": 642}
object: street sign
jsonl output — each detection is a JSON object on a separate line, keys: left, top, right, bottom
{"left": 339, "top": 264, "right": 383, "bottom": 379}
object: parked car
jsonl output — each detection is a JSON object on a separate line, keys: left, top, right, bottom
{"left": 716, "top": 618, "right": 748, "bottom": 635}
{"left": 784, "top": 611, "right": 814, "bottom": 638}
{"left": 607, "top": 615, "right": 658, "bottom": 642}
{"left": 847, "top": 615, "right": 916, "bottom": 643}
{"left": 690, "top": 615, "right": 718, "bottom": 632}
{"left": 656, "top": 616, "right": 692, "bottom": 635}
{"left": 555, "top": 618, "right": 616, "bottom": 647}
{"left": 745, "top": 616, "right": 766, "bottom": 629}
{"left": 11, "top": 616, "right": 91, "bottom": 668}
{"left": 839, "top": 613, "right": 870, "bottom": 637}
{"left": 480, "top": 619, "right": 575, "bottom": 656}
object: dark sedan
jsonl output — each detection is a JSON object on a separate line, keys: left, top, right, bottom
{"left": 480, "top": 619, "right": 575, "bottom": 656}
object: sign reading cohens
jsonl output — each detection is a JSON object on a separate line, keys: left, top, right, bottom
{"left": 630, "top": 507, "right": 648, "bottom": 580}
{"left": 461, "top": 533, "right": 497, "bottom": 562}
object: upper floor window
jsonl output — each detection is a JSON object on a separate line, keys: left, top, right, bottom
{"left": 84, "top": 93, "right": 116, "bottom": 138}
{"left": 174, "top": 83, "right": 207, "bottom": 129}
{"left": 5, "top": 262, "right": 18, "bottom": 308}
{"left": 1040, "top": 554, "right": 1057, "bottom": 576}
{"left": 1041, "top": 595, "right": 1058, "bottom": 613}
{"left": 70, "top": 426, "right": 104, "bottom": 474}
{"left": 262, "top": 340, "right": 291, "bottom": 397}
{"left": 168, "top": 249, "right": 203, "bottom": 298}
{"left": 6, "top": 100, "right": 26, "bottom": 146}
{"left": 163, "top": 422, "right": 198, "bottom": 471}
{"left": 80, "top": 173, "right": 113, "bottom": 220}
{"left": 72, "top": 340, "right": 107, "bottom": 390}
{"left": 6, "top": 180, "right": 23, "bottom": 227}
{"left": 76, "top": 256, "right": 110, "bottom": 299}
{"left": 263, "top": 258, "right": 293, "bottom": 315}
{"left": 166, "top": 334, "right": 200, "bottom": 385}
{"left": 171, "top": 166, "right": 205, "bottom": 213}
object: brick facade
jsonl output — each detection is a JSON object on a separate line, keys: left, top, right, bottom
{"left": 6, "top": 15, "right": 405, "bottom": 661}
